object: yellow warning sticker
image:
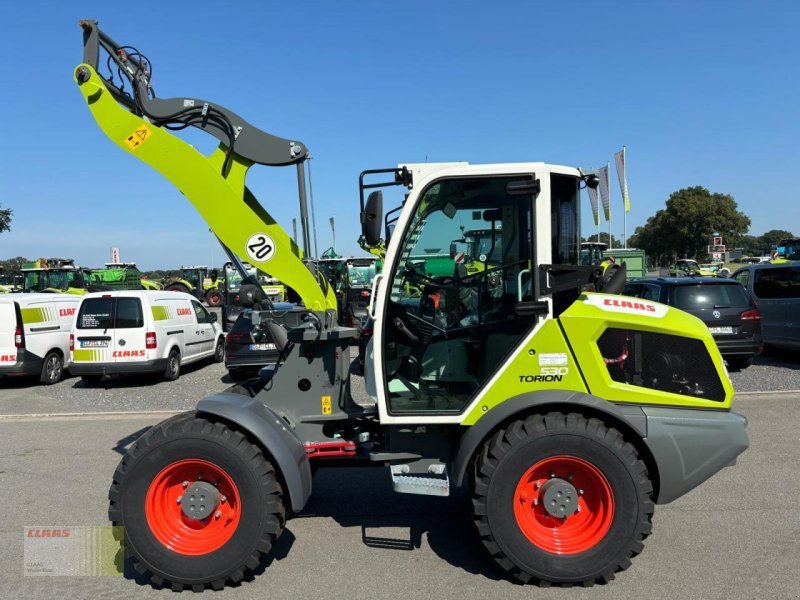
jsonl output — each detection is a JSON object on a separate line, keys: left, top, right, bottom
{"left": 321, "top": 395, "right": 332, "bottom": 415}
{"left": 124, "top": 124, "right": 152, "bottom": 151}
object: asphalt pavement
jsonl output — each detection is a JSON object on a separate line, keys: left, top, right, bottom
{"left": 0, "top": 394, "right": 798, "bottom": 600}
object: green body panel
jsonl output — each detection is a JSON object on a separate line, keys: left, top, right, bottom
{"left": 602, "top": 248, "right": 647, "bottom": 278}
{"left": 75, "top": 65, "right": 336, "bottom": 313}
{"left": 88, "top": 268, "right": 143, "bottom": 289}
{"left": 141, "top": 279, "right": 161, "bottom": 290}
{"left": 558, "top": 293, "right": 733, "bottom": 409}
{"left": 462, "top": 319, "right": 588, "bottom": 425}
{"left": 463, "top": 292, "right": 733, "bottom": 426}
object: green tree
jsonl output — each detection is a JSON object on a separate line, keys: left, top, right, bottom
{"left": 629, "top": 186, "right": 751, "bottom": 266}
{"left": 759, "top": 229, "right": 793, "bottom": 249}
{"left": 0, "top": 256, "right": 28, "bottom": 275}
{"left": 0, "top": 204, "right": 11, "bottom": 234}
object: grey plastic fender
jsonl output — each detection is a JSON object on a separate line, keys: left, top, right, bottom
{"left": 197, "top": 392, "right": 312, "bottom": 512}
{"left": 450, "top": 390, "right": 648, "bottom": 488}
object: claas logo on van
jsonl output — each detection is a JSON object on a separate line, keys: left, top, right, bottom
{"left": 603, "top": 298, "right": 657, "bottom": 313}
{"left": 177, "top": 308, "right": 193, "bottom": 316}
{"left": 59, "top": 308, "right": 76, "bottom": 317}
{"left": 112, "top": 350, "right": 146, "bottom": 358}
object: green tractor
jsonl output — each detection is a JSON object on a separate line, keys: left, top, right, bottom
{"left": 21, "top": 258, "right": 90, "bottom": 295}
{"left": 0, "top": 268, "right": 22, "bottom": 293}
{"left": 87, "top": 261, "right": 160, "bottom": 290}
{"left": 164, "top": 266, "right": 224, "bottom": 306}
{"left": 669, "top": 258, "right": 715, "bottom": 277}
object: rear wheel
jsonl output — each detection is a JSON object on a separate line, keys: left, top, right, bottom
{"left": 108, "top": 413, "right": 285, "bottom": 591}
{"left": 213, "top": 338, "right": 225, "bottom": 363}
{"left": 164, "top": 349, "right": 181, "bottom": 381}
{"left": 39, "top": 351, "right": 63, "bottom": 385}
{"left": 206, "top": 289, "right": 223, "bottom": 307}
{"left": 473, "top": 412, "right": 654, "bottom": 586}
{"left": 726, "top": 356, "right": 752, "bottom": 370}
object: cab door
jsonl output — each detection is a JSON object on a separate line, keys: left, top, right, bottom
{"left": 377, "top": 174, "right": 544, "bottom": 416}
{"left": 191, "top": 300, "right": 215, "bottom": 356}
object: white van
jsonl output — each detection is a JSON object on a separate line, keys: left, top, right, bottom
{"left": 0, "top": 294, "right": 82, "bottom": 384}
{"left": 70, "top": 291, "right": 224, "bottom": 383}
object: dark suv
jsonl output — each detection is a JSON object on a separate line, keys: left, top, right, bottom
{"left": 624, "top": 277, "right": 762, "bottom": 370}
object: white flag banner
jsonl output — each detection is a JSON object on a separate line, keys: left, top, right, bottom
{"left": 598, "top": 164, "right": 611, "bottom": 221}
{"left": 587, "top": 185, "right": 600, "bottom": 226}
{"left": 614, "top": 147, "right": 631, "bottom": 212}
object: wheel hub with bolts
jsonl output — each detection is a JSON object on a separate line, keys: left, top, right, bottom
{"left": 539, "top": 477, "right": 579, "bottom": 518}
{"left": 179, "top": 480, "right": 221, "bottom": 521}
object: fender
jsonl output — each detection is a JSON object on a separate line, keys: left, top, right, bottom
{"left": 197, "top": 393, "right": 312, "bottom": 512}
{"left": 450, "top": 390, "right": 648, "bottom": 488}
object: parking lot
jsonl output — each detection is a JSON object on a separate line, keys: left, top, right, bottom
{"left": 1, "top": 351, "right": 799, "bottom": 599}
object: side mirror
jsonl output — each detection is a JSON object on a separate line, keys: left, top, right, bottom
{"left": 209, "top": 312, "right": 218, "bottom": 323}
{"left": 362, "top": 190, "right": 383, "bottom": 246}
{"left": 209, "top": 269, "right": 219, "bottom": 282}
{"left": 449, "top": 243, "right": 457, "bottom": 259}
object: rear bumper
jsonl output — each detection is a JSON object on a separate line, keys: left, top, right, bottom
{"left": 715, "top": 337, "right": 762, "bottom": 357}
{"left": 0, "top": 350, "right": 43, "bottom": 377}
{"left": 644, "top": 407, "right": 749, "bottom": 504}
{"left": 225, "top": 355, "right": 278, "bottom": 370}
{"left": 69, "top": 358, "right": 168, "bottom": 376}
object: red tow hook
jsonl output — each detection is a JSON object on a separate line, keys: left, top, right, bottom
{"left": 304, "top": 440, "right": 356, "bottom": 458}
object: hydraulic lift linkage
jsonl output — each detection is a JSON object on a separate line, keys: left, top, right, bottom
{"left": 74, "top": 20, "right": 337, "bottom": 318}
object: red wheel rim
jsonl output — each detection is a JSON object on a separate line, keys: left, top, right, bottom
{"left": 145, "top": 459, "right": 241, "bottom": 556}
{"left": 513, "top": 455, "right": 614, "bottom": 555}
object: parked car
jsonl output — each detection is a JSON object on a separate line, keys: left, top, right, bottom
{"left": 624, "top": 277, "right": 761, "bottom": 370}
{"left": 732, "top": 263, "right": 800, "bottom": 351}
{"left": 224, "top": 305, "right": 295, "bottom": 378}
{"left": 70, "top": 290, "right": 224, "bottom": 383}
{"left": 0, "top": 293, "right": 81, "bottom": 384}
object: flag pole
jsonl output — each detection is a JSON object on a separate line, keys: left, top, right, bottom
{"left": 607, "top": 161, "right": 612, "bottom": 249}
{"left": 622, "top": 146, "right": 627, "bottom": 248}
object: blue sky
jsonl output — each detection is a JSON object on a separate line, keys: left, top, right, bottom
{"left": 0, "top": 0, "right": 797, "bottom": 269}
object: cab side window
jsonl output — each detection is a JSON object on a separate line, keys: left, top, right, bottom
{"left": 192, "top": 301, "right": 210, "bottom": 324}
{"left": 734, "top": 270, "right": 750, "bottom": 289}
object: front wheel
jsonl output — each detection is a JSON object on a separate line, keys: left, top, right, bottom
{"left": 473, "top": 412, "right": 654, "bottom": 586}
{"left": 213, "top": 338, "right": 225, "bottom": 363}
{"left": 164, "top": 349, "right": 181, "bottom": 381}
{"left": 108, "top": 413, "right": 285, "bottom": 591}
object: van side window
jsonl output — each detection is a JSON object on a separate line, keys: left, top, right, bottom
{"left": 191, "top": 301, "right": 210, "bottom": 324}
{"left": 115, "top": 298, "right": 144, "bottom": 328}
{"left": 753, "top": 267, "right": 800, "bottom": 299}
{"left": 734, "top": 270, "right": 750, "bottom": 288}
{"left": 78, "top": 298, "right": 113, "bottom": 329}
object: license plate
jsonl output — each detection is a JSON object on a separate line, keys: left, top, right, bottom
{"left": 249, "top": 343, "right": 276, "bottom": 351}
{"left": 80, "top": 340, "right": 108, "bottom": 348}
{"left": 709, "top": 326, "right": 733, "bottom": 335}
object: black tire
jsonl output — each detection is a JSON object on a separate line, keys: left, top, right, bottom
{"left": 164, "top": 349, "right": 181, "bottom": 381}
{"left": 206, "top": 289, "right": 223, "bottom": 307}
{"left": 81, "top": 374, "right": 104, "bottom": 386}
{"left": 213, "top": 338, "right": 225, "bottom": 363}
{"left": 39, "top": 351, "right": 63, "bottom": 385}
{"left": 726, "top": 356, "right": 752, "bottom": 370}
{"left": 166, "top": 283, "right": 190, "bottom": 294}
{"left": 108, "top": 412, "right": 285, "bottom": 591}
{"left": 473, "top": 412, "right": 654, "bottom": 586}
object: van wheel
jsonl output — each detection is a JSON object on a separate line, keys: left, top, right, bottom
{"left": 164, "top": 350, "right": 181, "bottom": 381}
{"left": 213, "top": 339, "right": 225, "bottom": 363}
{"left": 40, "top": 351, "right": 64, "bottom": 385}
{"left": 81, "top": 375, "right": 104, "bottom": 386}
{"left": 472, "top": 412, "right": 654, "bottom": 586}
{"left": 108, "top": 413, "right": 285, "bottom": 590}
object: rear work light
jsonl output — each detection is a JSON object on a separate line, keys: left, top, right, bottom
{"left": 145, "top": 332, "right": 157, "bottom": 349}
{"left": 69, "top": 334, "right": 75, "bottom": 351}
{"left": 740, "top": 309, "right": 761, "bottom": 320}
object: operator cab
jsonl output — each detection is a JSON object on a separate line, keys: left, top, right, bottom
{"left": 360, "top": 163, "right": 594, "bottom": 417}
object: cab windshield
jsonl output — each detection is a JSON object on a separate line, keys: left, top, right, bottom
{"left": 225, "top": 266, "right": 257, "bottom": 292}
{"left": 347, "top": 264, "right": 376, "bottom": 287}
{"left": 23, "top": 272, "right": 42, "bottom": 292}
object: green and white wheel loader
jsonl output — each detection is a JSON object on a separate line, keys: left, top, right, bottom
{"left": 76, "top": 21, "right": 748, "bottom": 591}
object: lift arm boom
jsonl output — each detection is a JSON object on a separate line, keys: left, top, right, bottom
{"left": 74, "top": 21, "right": 337, "bottom": 313}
